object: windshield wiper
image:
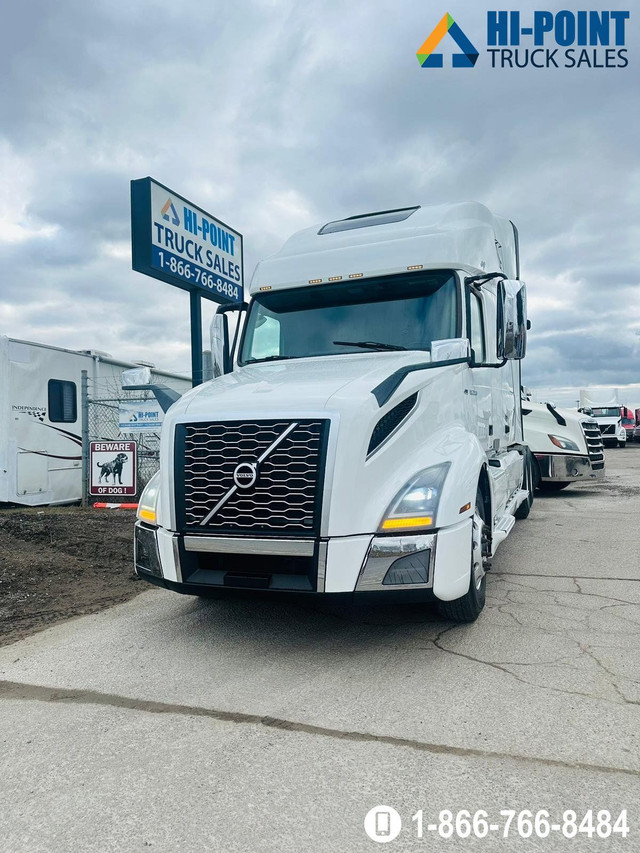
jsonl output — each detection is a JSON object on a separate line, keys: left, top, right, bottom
{"left": 244, "top": 355, "right": 297, "bottom": 364}
{"left": 333, "top": 340, "right": 408, "bottom": 352}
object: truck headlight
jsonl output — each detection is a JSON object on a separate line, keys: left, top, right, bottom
{"left": 137, "top": 471, "right": 161, "bottom": 525}
{"left": 548, "top": 434, "right": 580, "bottom": 452}
{"left": 379, "top": 462, "right": 450, "bottom": 532}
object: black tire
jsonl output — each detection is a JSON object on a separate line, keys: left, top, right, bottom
{"left": 438, "top": 490, "right": 487, "bottom": 624}
{"left": 538, "top": 481, "right": 571, "bottom": 491}
{"left": 515, "top": 448, "right": 534, "bottom": 519}
{"left": 618, "top": 440, "right": 626, "bottom": 448}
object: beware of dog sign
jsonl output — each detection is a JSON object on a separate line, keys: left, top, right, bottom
{"left": 90, "top": 441, "right": 137, "bottom": 497}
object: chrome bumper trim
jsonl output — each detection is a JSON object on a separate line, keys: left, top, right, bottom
{"left": 535, "top": 453, "right": 605, "bottom": 482}
{"left": 183, "top": 535, "right": 316, "bottom": 557}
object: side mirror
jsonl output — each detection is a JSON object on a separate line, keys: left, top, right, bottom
{"left": 431, "top": 338, "right": 471, "bottom": 362}
{"left": 210, "top": 312, "right": 231, "bottom": 377}
{"left": 498, "top": 280, "right": 527, "bottom": 360}
{"left": 120, "top": 366, "right": 181, "bottom": 413}
{"left": 122, "top": 366, "right": 152, "bottom": 388}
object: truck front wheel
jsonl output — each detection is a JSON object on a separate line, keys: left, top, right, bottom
{"left": 438, "top": 492, "right": 487, "bottom": 623}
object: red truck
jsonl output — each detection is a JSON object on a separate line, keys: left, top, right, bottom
{"left": 621, "top": 407, "right": 636, "bottom": 442}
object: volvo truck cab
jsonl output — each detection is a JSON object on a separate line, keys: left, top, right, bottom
{"left": 135, "top": 202, "right": 532, "bottom": 623}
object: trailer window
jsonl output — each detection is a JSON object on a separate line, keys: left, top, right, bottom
{"left": 469, "top": 292, "right": 485, "bottom": 362}
{"left": 48, "top": 380, "right": 77, "bottom": 423}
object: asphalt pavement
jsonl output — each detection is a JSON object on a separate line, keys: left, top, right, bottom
{"left": 1, "top": 446, "right": 639, "bottom": 852}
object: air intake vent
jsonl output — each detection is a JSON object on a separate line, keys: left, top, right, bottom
{"left": 367, "top": 393, "right": 418, "bottom": 455}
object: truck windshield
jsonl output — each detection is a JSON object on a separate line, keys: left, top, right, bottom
{"left": 240, "top": 271, "right": 458, "bottom": 364}
{"left": 591, "top": 408, "right": 620, "bottom": 418}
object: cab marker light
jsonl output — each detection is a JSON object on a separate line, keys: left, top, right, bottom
{"left": 139, "top": 508, "right": 156, "bottom": 523}
{"left": 381, "top": 516, "right": 433, "bottom": 530}
{"left": 259, "top": 286, "right": 272, "bottom": 291}
{"left": 328, "top": 275, "right": 342, "bottom": 282}
{"left": 459, "top": 502, "right": 472, "bottom": 514}
{"left": 349, "top": 272, "right": 364, "bottom": 279}
{"left": 407, "top": 264, "right": 423, "bottom": 271}
{"left": 309, "top": 278, "right": 322, "bottom": 284}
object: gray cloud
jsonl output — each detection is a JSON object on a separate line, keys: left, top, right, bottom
{"left": 0, "top": 0, "right": 638, "bottom": 399}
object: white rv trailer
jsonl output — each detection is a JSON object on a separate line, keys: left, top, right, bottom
{"left": 0, "top": 336, "right": 190, "bottom": 506}
{"left": 134, "top": 201, "right": 532, "bottom": 623}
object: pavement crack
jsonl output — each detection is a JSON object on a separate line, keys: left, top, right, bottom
{"left": 1, "top": 678, "right": 637, "bottom": 778}
{"left": 492, "top": 573, "right": 640, "bottom": 583}
{"left": 431, "top": 634, "right": 637, "bottom": 708}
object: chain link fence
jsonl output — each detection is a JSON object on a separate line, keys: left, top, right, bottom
{"left": 83, "top": 375, "right": 163, "bottom": 503}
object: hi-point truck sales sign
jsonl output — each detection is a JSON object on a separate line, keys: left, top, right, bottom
{"left": 131, "top": 177, "right": 243, "bottom": 304}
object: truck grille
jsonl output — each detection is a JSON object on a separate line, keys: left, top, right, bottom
{"left": 176, "top": 420, "right": 329, "bottom": 534}
{"left": 581, "top": 421, "right": 605, "bottom": 470}
{"left": 599, "top": 423, "right": 615, "bottom": 436}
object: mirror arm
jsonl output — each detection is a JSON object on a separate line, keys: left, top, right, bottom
{"left": 464, "top": 272, "right": 507, "bottom": 287}
{"left": 216, "top": 301, "right": 249, "bottom": 314}
{"left": 124, "top": 384, "right": 181, "bottom": 413}
{"left": 216, "top": 301, "right": 248, "bottom": 369}
{"left": 472, "top": 357, "right": 507, "bottom": 369}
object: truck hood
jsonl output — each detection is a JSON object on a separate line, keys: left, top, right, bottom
{"left": 179, "top": 351, "right": 431, "bottom": 417}
{"left": 593, "top": 417, "right": 621, "bottom": 426}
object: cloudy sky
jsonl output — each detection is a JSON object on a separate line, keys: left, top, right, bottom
{"left": 1, "top": 0, "right": 639, "bottom": 404}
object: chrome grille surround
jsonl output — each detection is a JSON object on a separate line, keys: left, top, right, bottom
{"left": 581, "top": 420, "right": 605, "bottom": 470}
{"left": 176, "top": 419, "right": 329, "bottom": 534}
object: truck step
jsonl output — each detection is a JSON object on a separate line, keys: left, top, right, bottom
{"left": 491, "top": 514, "right": 516, "bottom": 555}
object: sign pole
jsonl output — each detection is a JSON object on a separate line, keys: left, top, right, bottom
{"left": 190, "top": 290, "right": 203, "bottom": 386}
{"left": 81, "top": 369, "right": 89, "bottom": 507}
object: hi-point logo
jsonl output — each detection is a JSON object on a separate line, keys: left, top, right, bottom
{"left": 416, "top": 12, "right": 479, "bottom": 67}
{"left": 416, "top": 10, "right": 630, "bottom": 70}
{"left": 161, "top": 197, "right": 180, "bottom": 226}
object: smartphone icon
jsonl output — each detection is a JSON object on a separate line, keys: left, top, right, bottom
{"left": 375, "top": 810, "right": 391, "bottom": 837}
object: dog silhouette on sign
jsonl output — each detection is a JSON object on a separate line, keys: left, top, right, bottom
{"left": 97, "top": 453, "right": 128, "bottom": 485}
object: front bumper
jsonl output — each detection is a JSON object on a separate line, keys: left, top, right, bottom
{"left": 534, "top": 453, "right": 605, "bottom": 482}
{"left": 134, "top": 517, "right": 472, "bottom": 603}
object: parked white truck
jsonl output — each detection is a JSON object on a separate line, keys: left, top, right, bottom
{"left": 134, "top": 202, "right": 533, "bottom": 622}
{"left": 578, "top": 389, "right": 626, "bottom": 447}
{"left": 522, "top": 399, "right": 605, "bottom": 490}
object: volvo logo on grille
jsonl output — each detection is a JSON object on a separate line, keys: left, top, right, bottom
{"left": 233, "top": 462, "right": 258, "bottom": 489}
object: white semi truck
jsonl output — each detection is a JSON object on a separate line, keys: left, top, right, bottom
{"left": 578, "top": 389, "right": 626, "bottom": 447}
{"left": 522, "top": 400, "right": 605, "bottom": 490}
{"left": 134, "top": 202, "right": 532, "bottom": 622}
